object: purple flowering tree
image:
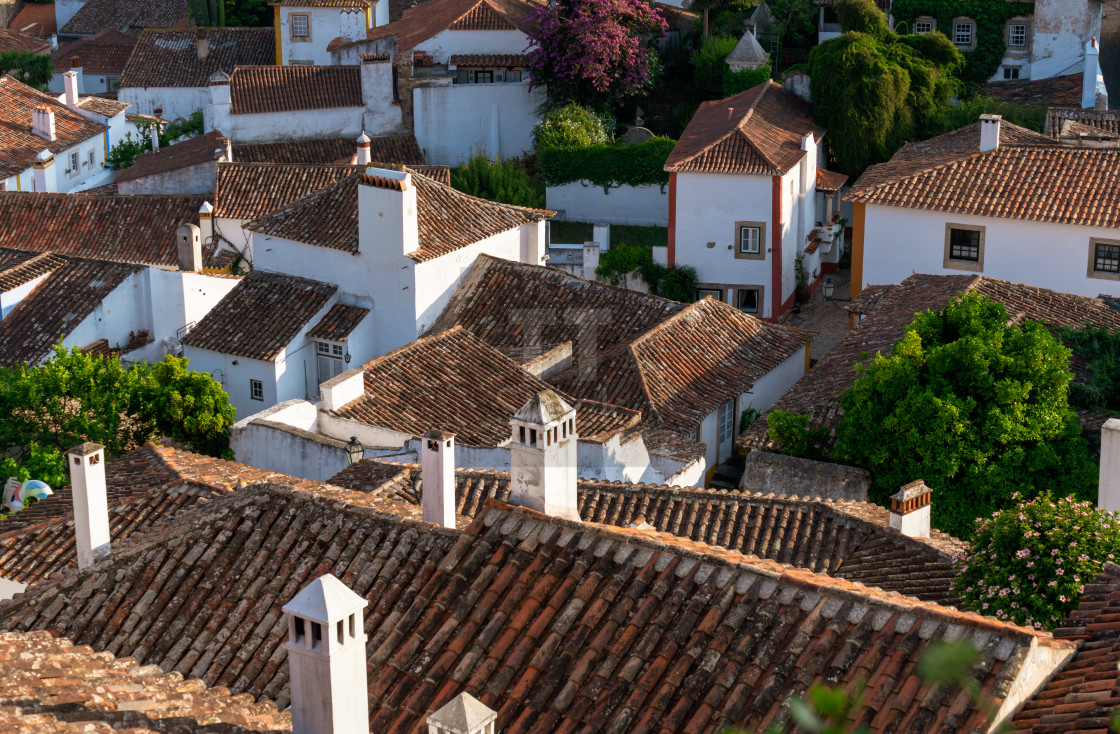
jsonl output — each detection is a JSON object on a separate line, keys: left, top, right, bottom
{"left": 525, "top": 0, "right": 667, "bottom": 109}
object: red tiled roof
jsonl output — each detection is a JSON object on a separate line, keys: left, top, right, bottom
{"left": 229, "top": 65, "right": 363, "bottom": 114}
{"left": 181, "top": 270, "right": 337, "bottom": 361}
{"left": 305, "top": 302, "right": 370, "bottom": 340}
{"left": 272, "top": 0, "right": 371, "bottom": 5}
{"left": 1046, "top": 106, "right": 1120, "bottom": 139}
{"left": 119, "top": 28, "right": 276, "bottom": 89}
{"left": 61, "top": 0, "right": 191, "bottom": 36}
{"left": 213, "top": 161, "right": 360, "bottom": 219}
{"left": 0, "top": 193, "right": 210, "bottom": 268}
{"left": 341, "top": 0, "right": 543, "bottom": 53}
{"left": 6, "top": 3, "right": 56, "bottom": 38}
{"left": 0, "top": 75, "right": 108, "bottom": 179}
{"left": 75, "top": 94, "right": 130, "bottom": 117}
{"left": 0, "top": 28, "right": 50, "bottom": 54}
{"left": 115, "top": 129, "right": 229, "bottom": 184}
{"left": 52, "top": 29, "right": 137, "bottom": 76}
{"left": 665, "top": 81, "right": 823, "bottom": 175}
{"left": 816, "top": 167, "right": 847, "bottom": 192}
{"left": 0, "top": 249, "right": 65, "bottom": 291}
{"left": 449, "top": 53, "right": 529, "bottom": 67}
{"left": 232, "top": 134, "right": 425, "bottom": 165}
{"left": 984, "top": 72, "right": 1084, "bottom": 108}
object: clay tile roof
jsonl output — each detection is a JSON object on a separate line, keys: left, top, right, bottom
{"left": 740, "top": 273, "right": 1120, "bottom": 453}
{"left": 305, "top": 302, "right": 370, "bottom": 340}
{"left": 75, "top": 94, "right": 130, "bottom": 117}
{"left": 332, "top": 326, "right": 639, "bottom": 446}
{"left": 51, "top": 30, "right": 137, "bottom": 76}
{"left": 116, "top": 129, "right": 228, "bottom": 183}
{"left": 272, "top": 0, "right": 371, "bottom": 5}
{"left": 0, "top": 75, "right": 108, "bottom": 179}
{"left": 229, "top": 65, "right": 362, "bottom": 115}
{"left": 60, "top": 0, "right": 191, "bottom": 36}
{"left": 1046, "top": 106, "right": 1120, "bottom": 139}
{"left": 0, "top": 255, "right": 141, "bottom": 367}
{"left": 0, "top": 249, "right": 66, "bottom": 291}
{"left": 432, "top": 257, "right": 813, "bottom": 433}
{"left": 665, "top": 81, "right": 823, "bottom": 175}
{"left": 120, "top": 28, "right": 275, "bottom": 89}
{"left": 214, "top": 161, "right": 361, "bottom": 220}
{"left": 449, "top": 53, "right": 529, "bottom": 67}
{"left": 244, "top": 169, "right": 551, "bottom": 259}
{"left": 0, "top": 192, "right": 211, "bottom": 268}
{"left": 182, "top": 270, "right": 337, "bottom": 361}
{"left": 344, "top": 0, "right": 543, "bottom": 53}
{"left": 232, "top": 134, "right": 425, "bottom": 165}
{"left": 0, "top": 630, "right": 292, "bottom": 732}
{"left": 6, "top": 3, "right": 56, "bottom": 38}
{"left": 983, "top": 72, "right": 1084, "bottom": 108}
{"left": 0, "top": 28, "right": 51, "bottom": 54}
{"left": 816, "top": 167, "right": 848, "bottom": 193}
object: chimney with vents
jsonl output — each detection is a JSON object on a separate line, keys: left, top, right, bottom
{"left": 889, "top": 480, "right": 932, "bottom": 538}
{"left": 284, "top": 574, "right": 369, "bottom": 734}
{"left": 68, "top": 442, "right": 110, "bottom": 569}
{"left": 508, "top": 390, "right": 580, "bottom": 522}
{"left": 64, "top": 57, "right": 82, "bottom": 108}
{"left": 358, "top": 167, "right": 418, "bottom": 257}
{"left": 208, "top": 71, "right": 231, "bottom": 134}
{"left": 199, "top": 201, "right": 214, "bottom": 245}
{"left": 355, "top": 131, "right": 372, "bottom": 165}
{"left": 1100, "top": 419, "right": 1120, "bottom": 512}
{"left": 196, "top": 27, "right": 209, "bottom": 61}
{"left": 421, "top": 430, "right": 456, "bottom": 529}
{"left": 32, "top": 107, "right": 56, "bottom": 141}
{"left": 177, "top": 223, "right": 202, "bottom": 272}
{"left": 428, "top": 692, "right": 497, "bottom": 734}
{"left": 979, "top": 114, "right": 1001, "bottom": 151}
{"left": 32, "top": 149, "right": 56, "bottom": 193}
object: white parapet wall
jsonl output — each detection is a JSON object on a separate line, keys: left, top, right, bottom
{"left": 546, "top": 182, "right": 669, "bottom": 227}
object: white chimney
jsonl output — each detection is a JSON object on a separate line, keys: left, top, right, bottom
{"left": 1083, "top": 37, "right": 1107, "bottom": 110}
{"left": 32, "top": 107, "right": 56, "bottom": 141}
{"left": 421, "top": 430, "right": 456, "bottom": 529}
{"left": 321, "top": 368, "right": 366, "bottom": 411}
{"left": 68, "top": 442, "right": 110, "bottom": 569}
{"left": 177, "top": 223, "right": 202, "bottom": 272}
{"left": 150, "top": 122, "right": 160, "bottom": 153}
{"left": 508, "top": 391, "right": 580, "bottom": 522}
{"left": 32, "top": 149, "right": 56, "bottom": 193}
{"left": 889, "top": 480, "right": 932, "bottom": 538}
{"left": 1099, "top": 418, "right": 1120, "bottom": 512}
{"left": 979, "top": 114, "right": 1001, "bottom": 151}
{"left": 582, "top": 243, "right": 600, "bottom": 280}
{"left": 520, "top": 219, "right": 546, "bottom": 265}
{"left": 357, "top": 168, "right": 418, "bottom": 257}
{"left": 208, "top": 71, "right": 231, "bottom": 134}
{"left": 199, "top": 201, "right": 214, "bottom": 245}
{"left": 428, "top": 692, "right": 497, "bottom": 734}
{"left": 196, "top": 28, "right": 209, "bottom": 61}
{"left": 353, "top": 132, "right": 371, "bottom": 166}
{"left": 284, "top": 574, "right": 369, "bottom": 734}
{"left": 63, "top": 57, "right": 82, "bottom": 108}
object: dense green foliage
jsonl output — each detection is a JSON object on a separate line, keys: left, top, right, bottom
{"left": 0, "top": 346, "right": 237, "bottom": 488}
{"left": 0, "top": 444, "right": 68, "bottom": 494}
{"left": 766, "top": 410, "right": 831, "bottom": 461}
{"left": 1057, "top": 325, "right": 1120, "bottom": 414}
{"left": 924, "top": 94, "right": 1046, "bottom": 136}
{"left": 892, "top": 0, "right": 1034, "bottom": 87}
{"left": 594, "top": 243, "right": 697, "bottom": 302}
{"left": 106, "top": 112, "right": 205, "bottom": 170}
{"left": 808, "top": 0, "right": 962, "bottom": 175}
{"left": 955, "top": 493, "right": 1120, "bottom": 629}
{"left": 450, "top": 154, "right": 544, "bottom": 208}
{"left": 0, "top": 51, "right": 52, "bottom": 89}
{"left": 690, "top": 35, "right": 772, "bottom": 99}
{"left": 834, "top": 293, "right": 1096, "bottom": 539}
{"left": 224, "top": 0, "right": 271, "bottom": 26}
{"left": 189, "top": 0, "right": 225, "bottom": 25}
{"left": 533, "top": 105, "right": 614, "bottom": 150}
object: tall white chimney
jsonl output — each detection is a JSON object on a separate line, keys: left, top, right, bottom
{"left": 357, "top": 168, "right": 418, "bottom": 257}
{"left": 284, "top": 574, "right": 369, "bottom": 734}
{"left": 63, "top": 57, "right": 82, "bottom": 108}
{"left": 979, "top": 114, "right": 1001, "bottom": 151}
{"left": 32, "top": 107, "right": 56, "bottom": 141}
{"left": 207, "top": 71, "right": 231, "bottom": 134}
{"left": 428, "top": 692, "right": 497, "bottom": 734}
{"left": 1083, "top": 37, "right": 1106, "bottom": 110}
{"left": 199, "top": 201, "right": 214, "bottom": 245}
{"left": 68, "top": 442, "right": 110, "bottom": 569}
{"left": 355, "top": 131, "right": 372, "bottom": 165}
{"left": 889, "top": 480, "right": 932, "bottom": 538}
{"left": 150, "top": 122, "right": 160, "bottom": 152}
{"left": 508, "top": 391, "right": 580, "bottom": 522}
{"left": 1100, "top": 419, "right": 1120, "bottom": 512}
{"left": 196, "top": 28, "right": 209, "bottom": 61}
{"left": 421, "top": 430, "right": 456, "bottom": 529}
{"left": 177, "top": 223, "right": 202, "bottom": 272}
{"left": 582, "top": 243, "right": 600, "bottom": 280}
{"left": 32, "top": 149, "right": 56, "bottom": 193}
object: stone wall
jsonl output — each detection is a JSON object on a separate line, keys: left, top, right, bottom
{"left": 741, "top": 450, "right": 870, "bottom": 502}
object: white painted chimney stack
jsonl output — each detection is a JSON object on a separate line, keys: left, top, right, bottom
{"left": 32, "top": 107, "right": 56, "bottom": 141}
{"left": 32, "top": 149, "right": 56, "bottom": 193}
{"left": 508, "top": 391, "right": 580, "bottom": 522}
{"left": 63, "top": 57, "right": 82, "bottom": 108}
{"left": 979, "top": 114, "right": 1001, "bottom": 151}
{"left": 421, "top": 430, "right": 456, "bottom": 529}
{"left": 889, "top": 480, "right": 932, "bottom": 538}
{"left": 150, "top": 122, "right": 160, "bottom": 152}
{"left": 356, "top": 131, "right": 372, "bottom": 165}
{"left": 199, "top": 201, "right": 214, "bottom": 245}
{"left": 582, "top": 242, "right": 600, "bottom": 280}
{"left": 196, "top": 28, "right": 209, "bottom": 61}
{"left": 176, "top": 223, "right": 202, "bottom": 272}
{"left": 357, "top": 168, "right": 418, "bottom": 258}
{"left": 1099, "top": 419, "right": 1120, "bottom": 512}
{"left": 68, "top": 442, "right": 110, "bottom": 569}
{"left": 284, "top": 574, "right": 369, "bottom": 734}
{"left": 428, "top": 692, "right": 497, "bottom": 734}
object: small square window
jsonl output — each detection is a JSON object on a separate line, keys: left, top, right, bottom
{"left": 250, "top": 379, "right": 264, "bottom": 401}
{"left": 737, "top": 289, "right": 760, "bottom": 314}
{"left": 332, "top": 344, "right": 343, "bottom": 356}
{"left": 1008, "top": 23, "right": 1027, "bottom": 47}
{"left": 474, "top": 70, "right": 493, "bottom": 84}
{"left": 697, "top": 288, "right": 723, "bottom": 301}
{"left": 914, "top": 20, "right": 933, "bottom": 34}
{"left": 1003, "top": 66, "right": 1021, "bottom": 80}
{"left": 949, "top": 228, "right": 981, "bottom": 262}
{"left": 317, "top": 342, "right": 331, "bottom": 354}
{"left": 291, "top": 14, "right": 309, "bottom": 38}
{"left": 954, "top": 22, "right": 973, "bottom": 46}
{"left": 1094, "top": 242, "right": 1120, "bottom": 274}
{"left": 739, "top": 226, "right": 761, "bottom": 254}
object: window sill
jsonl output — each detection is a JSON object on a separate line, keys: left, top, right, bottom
{"left": 943, "top": 258, "right": 983, "bottom": 273}
{"left": 1087, "top": 270, "right": 1120, "bottom": 282}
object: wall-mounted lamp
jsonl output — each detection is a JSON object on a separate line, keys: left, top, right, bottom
{"left": 345, "top": 436, "right": 363, "bottom": 465}
{"left": 822, "top": 277, "right": 850, "bottom": 302}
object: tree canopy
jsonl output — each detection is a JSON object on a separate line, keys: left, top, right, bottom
{"left": 0, "top": 51, "right": 52, "bottom": 90}
{"left": 833, "top": 293, "right": 1096, "bottom": 539}
{"left": 690, "top": 35, "right": 772, "bottom": 99}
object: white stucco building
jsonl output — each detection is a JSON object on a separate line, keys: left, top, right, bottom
{"left": 663, "top": 81, "right": 847, "bottom": 319}
{"left": 848, "top": 115, "right": 1120, "bottom": 300}
{"left": 275, "top": 0, "right": 379, "bottom": 66}
{"left": 48, "top": 32, "right": 136, "bottom": 95}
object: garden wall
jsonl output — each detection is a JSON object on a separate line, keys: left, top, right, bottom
{"left": 546, "top": 182, "right": 668, "bottom": 227}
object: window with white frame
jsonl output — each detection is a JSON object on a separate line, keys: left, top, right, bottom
{"left": 291, "top": 14, "right": 309, "bottom": 38}
{"left": 69, "top": 151, "right": 79, "bottom": 174}
{"left": 250, "top": 379, "right": 264, "bottom": 401}
{"left": 1008, "top": 22, "right": 1027, "bottom": 47}
{"left": 718, "top": 401, "right": 734, "bottom": 445}
{"left": 316, "top": 341, "right": 346, "bottom": 384}
{"left": 914, "top": 19, "right": 933, "bottom": 34}
{"left": 87, "top": 150, "right": 95, "bottom": 167}
{"left": 737, "top": 288, "right": 760, "bottom": 314}
{"left": 953, "top": 21, "right": 973, "bottom": 46}
{"left": 1089, "top": 239, "right": 1120, "bottom": 279}
{"left": 697, "top": 287, "right": 723, "bottom": 301}
{"left": 739, "top": 225, "right": 761, "bottom": 254}
{"left": 1003, "top": 66, "right": 1021, "bottom": 80}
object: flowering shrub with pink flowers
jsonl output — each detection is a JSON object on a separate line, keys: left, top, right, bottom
{"left": 954, "top": 493, "right": 1120, "bottom": 630}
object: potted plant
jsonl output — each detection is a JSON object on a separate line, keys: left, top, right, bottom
{"left": 136, "top": 328, "right": 150, "bottom": 346}
{"left": 795, "top": 253, "right": 812, "bottom": 304}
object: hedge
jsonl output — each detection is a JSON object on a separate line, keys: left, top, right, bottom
{"left": 537, "top": 137, "right": 676, "bottom": 192}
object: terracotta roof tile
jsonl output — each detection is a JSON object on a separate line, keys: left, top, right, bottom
{"left": 305, "top": 302, "right": 370, "bottom": 341}
{"left": 0, "top": 75, "right": 108, "bottom": 179}
{"left": 120, "top": 28, "right": 275, "bottom": 89}
{"left": 61, "top": 0, "right": 191, "bottom": 36}
{"left": 230, "top": 65, "right": 362, "bottom": 115}
{"left": 340, "top": 0, "right": 543, "bottom": 53}
{"left": 0, "top": 28, "right": 51, "bottom": 54}
{"left": 983, "top": 72, "right": 1084, "bottom": 108}
{"left": 6, "top": 3, "right": 56, "bottom": 38}
{"left": 182, "top": 270, "right": 337, "bottom": 361}
{"left": 75, "top": 94, "right": 130, "bottom": 117}
{"left": 0, "top": 192, "right": 211, "bottom": 268}
{"left": 1046, "top": 106, "right": 1120, "bottom": 139}
{"left": 449, "top": 53, "right": 529, "bottom": 67}
{"left": 816, "top": 167, "right": 847, "bottom": 192}
{"left": 213, "top": 161, "right": 360, "bottom": 220}
{"left": 0, "top": 249, "right": 66, "bottom": 291}
{"left": 273, "top": 0, "right": 371, "bottom": 5}
{"left": 115, "top": 129, "right": 229, "bottom": 184}
{"left": 665, "top": 81, "right": 823, "bottom": 175}
{"left": 51, "top": 29, "right": 137, "bottom": 76}
{"left": 232, "top": 134, "right": 424, "bottom": 165}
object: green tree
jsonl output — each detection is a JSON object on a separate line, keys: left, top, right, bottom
{"left": 189, "top": 0, "right": 226, "bottom": 26}
{"left": 224, "top": 0, "right": 272, "bottom": 26}
{"left": 449, "top": 153, "right": 545, "bottom": 208}
{"left": 144, "top": 357, "right": 237, "bottom": 458}
{"left": 690, "top": 36, "right": 772, "bottom": 99}
{"left": 1057, "top": 324, "right": 1120, "bottom": 413}
{"left": 807, "top": 0, "right": 962, "bottom": 175}
{"left": 0, "top": 51, "right": 53, "bottom": 89}
{"left": 834, "top": 293, "right": 1096, "bottom": 539}
{"left": 107, "top": 112, "right": 205, "bottom": 170}
{"left": 766, "top": 410, "right": 831, "bottom": 461}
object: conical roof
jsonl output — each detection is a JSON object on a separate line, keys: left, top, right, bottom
{"left": 513, "top": 390, "right": 573, "bottom": 425}
{"left": 727, "top": 27, "right": 769, "bottom": 67}
{"left": 428, "top": 692, "right": 497, "bottom": 733}
{"left": 282, "top": 573, "right": 367, "bottom": 623}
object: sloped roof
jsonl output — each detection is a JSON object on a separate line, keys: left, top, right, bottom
{"left": 0, "top": 192, "right": 210, "bottom": 268}
{"left": 232, "top": 134, "right": 425, "bottom": 165}
{"left": 0, "top": 249, "right": 65, "bottom": 291}
{"left": 725, "top": 27, "right": 768, "bottom": 66}
{"left": 6, "top": 3, "right": 56, "bottom": 38}
{"left": 816, "top": 167, "right": 848, "bottom": 193}
{"left": 1046, "top": 106, "right": 1120, "bottom": 139}
{"left": 305, "top": 302, "right": 370, "bottom": 341}
{"left": 75, "top": 94, "right": 131, "bottom": 117}
{"left": 181, "top": 270, "right": 337, "bottom": 361}
{"left": 338, "top": 0, "right": 543, "bottom": 53}
{"left": 273, "top": 0, "right": 371, "bottom": 5}
{"left": 52, "top": 29, "right": 137, "bottom": 76}
{"left": 120, "top": 28, "right": 275, "bottom": 89}
{"left": 0, "top": 28, "right": 51, "bottom": 54}
{"left": 229, "top": 65, "right": 363, "bottom": 114}
{"left": 983, "top": 72, "right": 1084, "bottom": 108}
{"left": 60, "top": 0, "right": 191, "bottom": 36}
{"left": 115, "top": 129, "right": 228, "bottom": 184}
{"left": 665, "top": 81, "right": 823, "bottom": 175}
{"left": 0, "top": 75, "right": 108, "bottom": 179}
{"left": 213, "top": 162, "right": 361, "bottom": 219}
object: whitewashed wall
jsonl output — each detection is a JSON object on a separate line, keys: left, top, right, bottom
{"left": 1031, "top": 0, "right": 1100, "bottom": 79}
{"left": 118, "top": 87, "right": 206, "bottom": 124}
{"left": 226, "top": 106, "right": 365, "bottom": 144}
{"left": 546, "top": 183, "right": 668, "bottom": 227}
{"left": 64, "top": 270, "right": 150, "bottom": 356}
{"left": 0, "top": 273, "right": 50, "bottom": 318}
{"left": 117, "top": 161, "right": 217, "bottom": 195}
{"left": 278, "top": 6, "right": 367, "bottom": 66}
{"left": 182, "top": 347, "right": 278, "bottom": 418}
{"left": 412, "top": 82, "right": 543, "bottom": 165}
{"left": 415, "top": 30, "right": 530, "bottom": 63}
{"left": 55, "top": 0, "right": 87, "bottom": 33}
